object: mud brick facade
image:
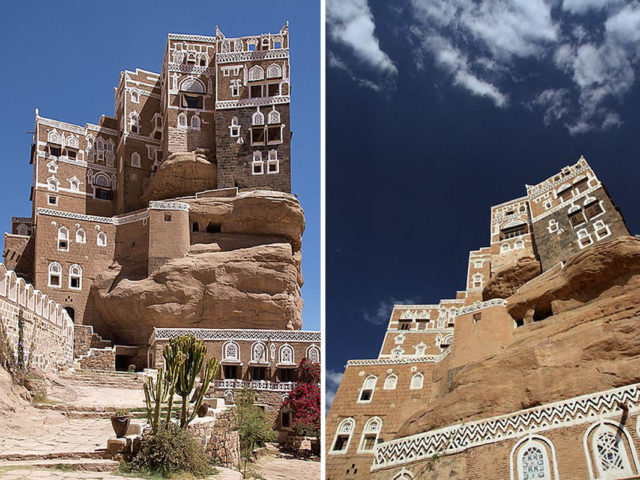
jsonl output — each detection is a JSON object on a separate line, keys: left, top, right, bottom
{"left": 327, "top": 158, "right": 632, "bottom": 479}
{"left": 1, "top": 24, "right": 317, "bottom": 399}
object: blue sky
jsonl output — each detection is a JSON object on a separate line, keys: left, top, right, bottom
{"left": 325, "top": 0, "right": 640, "bottom": 406}
{"left": 0, "top": 1, "right": 320, "bottom": 331}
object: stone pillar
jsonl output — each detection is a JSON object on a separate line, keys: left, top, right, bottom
{"left": 148, "top": 201, "right": 190, "bottom": 273}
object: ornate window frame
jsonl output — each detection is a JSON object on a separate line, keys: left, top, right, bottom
{"left": 305, "top": 344, "right": 320, "bottom": 363}
{"left": 69, "top": 264, "right": 82, "bottom": 290}
{"left": 330, "top": 418, "right": 355, "bottom": 455}
{"left": 410, "top": 372, "right": 424, "bottom": 390}
{"left": 97, "top": 231, "right": 107, "bottom": 247}
{"left": 584, "top": 421, "right": 639, "bottom": 479}
{"left": 358, "top": 417, "right": 383, "bottom": 453}
{"left": 57, "top": 227, "right": 69, "bottom": 252}
{"left": 48, "top": 262, "right": 62, "bottom": 288}
{"left": 75, "top": 228, "right": 86, "bottom": 244}
{"left": 222, "top": 341, "right": 241, "bottom": 363}
{"left": 358, "top": 375, "right": 377, "bottom": 403}
{"left": 383, "top": 374, "right": 397, "bottom": 390}
{"left": 510, "top": 434, "right": 559, "bottom": 480}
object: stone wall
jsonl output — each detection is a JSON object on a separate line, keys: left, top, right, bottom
{"left": 0, "top": 263, "right": 73, "bottom": 372}
{"left": 188, "top": 411, "right": 240, "bottom": 468}
{"left": 77, "top": 346, "right": 115, "bottom": 370}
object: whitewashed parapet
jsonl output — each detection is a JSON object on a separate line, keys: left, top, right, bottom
{"left": 371, "top": 382, "right": 640, "bottom": 472}
{"left": 151, "top": 328, "right": 320, "bottom": 344}
{"left": 0, "top": 263, "right": 73, "bottom": 371}
{"left": 457, "top": 299, "right": 507, "bottom": 316}
{"left": 148, "top": 201, "right": 190, "bottom": 212}
{"left": 211, "top": 379, "right": 294, "bottom": 392}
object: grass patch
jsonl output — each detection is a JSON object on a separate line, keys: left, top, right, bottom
{"left": 53, "top": 464, "right": 77, "bottom": 472}
{"left": 32, "top": 393, "right": 62, "bottom": 405}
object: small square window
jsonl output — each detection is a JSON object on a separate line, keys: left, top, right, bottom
{"left": 50, "top": 275, "right": 60, "bottom": 287}
{"left": 48, "top": 195, "right": 58, "bottom": 205}
{"left": 248, "top": 43, "right": 256, "bottom": 52}
{"left": 250, "top": 85, "right": 263, "bottom": 98}
{"left": 70, "top": 277, "right": 80, "bottom": 289}
{"left": 268, "top": 84, "right": 280, "bottom": 97}
{"left": 58, "top": 240, "right": 68, "bottom": 251}
{"left": 251, "top": 128, "right": 265, "bottom": 145}
{"left": 49, "top": 146, "right": 61, "bottom": 157}
{"left": 164, "top": 213, "right": 172, "bottom": 222}
{"left": 267, "top": 126, "right": 282, "bottom": 144}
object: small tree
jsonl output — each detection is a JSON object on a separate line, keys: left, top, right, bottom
{"left": 283, "top": 358, "right": 321, "bottom": 439}
{"left": 235, "top": 388, "right": 277, "bottom": 478}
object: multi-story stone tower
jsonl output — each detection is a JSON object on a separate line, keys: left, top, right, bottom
{"left": 327, "top": 158, "right": 637, "bottom": 480}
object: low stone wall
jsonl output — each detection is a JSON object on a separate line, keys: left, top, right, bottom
{"left": 77, "top": 347, "right": 116, "bottom": 370}
{"left": 188, "top": 411, "right": 240, "bottom": 468}
{"left": 0, "top": 263, "right": 73, "bottom": 371}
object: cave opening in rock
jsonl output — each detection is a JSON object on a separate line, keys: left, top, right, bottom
{"left": 206, "top": 222, "right": 221, "bottom": 233}
{"left": 192, "top": 222, "right": 199, "bottom": 232}
{"left": 533, "top": 304, "right": 553, "bottom": 322}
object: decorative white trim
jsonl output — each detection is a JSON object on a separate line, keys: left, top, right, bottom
{"left": 330, "top": 418, "right": 356, "bottom": 455}
{"left": 358, "top": 417, "right": 383, "bottom": 454}
{"left": 148, "top": 201, "right": 190, "bottom": 212}
{"left": 372, "top": 382, "right": 640, "bottom": 471}
{"left": 216, "top": 48, "right": 289, "bottom": 64}
{"left": 151, "top": 328, "right": 320, "bottom": 344}
{"left": 509, "top": 434, "right": 559, "bottom": 480}
{"left": 583, "top": 420, "right": 639, "bottom": 479}
{"left": 216, "top": 96, "right": 290, "bottom": 110}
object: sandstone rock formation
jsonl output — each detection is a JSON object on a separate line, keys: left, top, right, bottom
{"left": 482, "top": 256, "right": 541, "bottom": 301}
{"left": 397, "top": 236, "right": 640, "bottom": 438}
{"left": 142, "top": 150, "right": 217, "bottom": 202}
{"left": 89, "top": 190, "right": 305, "bottom": 345}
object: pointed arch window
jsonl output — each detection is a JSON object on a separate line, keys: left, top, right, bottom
{"left": 306, "top": 345, "right": 320, "bottom": 363}
{"left": 131, "top": 152, "right": 141, "bottom": 168}
{"left": 223, "top": 341, "right": 240, "bottom": 362}
{"left": 278, "top": 344, "right": 295, "bottom": 365}
{"left": 191, "top": 115, "right": 201, "bottom": 130}
{"left": 57, "top": 227, "right": 69, "bottom": 251}
{"left": 69, "top": 264, "right": 82, "bottom": 290}
{"left": 97, "top": 231, "right": 107, "bottom": 247}
{"left": 410, "top": 373, "right": 424, "bottom": 390}
{"left": 383, "top": 374, "right": 397, "bottom": 390}
{"left": 266, "top": 63, "right": 282, "bottom": 79}
{"left": 248, "top": 65, "right": 265, "bottom": 81}
{"left": 268, "top": 110, "right": 281, "bottom": 124}
{"left": 229, "top": 116, "right": 241, "bottom": 137}
{"left": 359, "top": 417, "right": 383, "bottom": 453}
{"left": 129, "top": 112, "right": 140, "bottom": 134}
{"left": 252, "top": 111, "right": 264, "bottom": 126}
{"left": 76, "top": 228, "right": 86, "bottom": 244}
{"left": 358, "top": 375, "right": 377, "bottom": 403}
{"left": 177, "top": 112, "right": 188, "bottom": 129}
{"left": 48, "top": 262, "right": 61, "bottom": 288}
{"left": 130, "top": 90, "right": 139, "bottom": 103}
{"left": 330, "top": 418, "right": 355, "bottom": 454}
{"left": 251, "top": 342, "right": 268, "bottom": 364}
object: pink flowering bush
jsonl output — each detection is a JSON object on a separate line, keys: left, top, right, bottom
{"left": 283, "top": 357, "right": 321, "bottom": 438}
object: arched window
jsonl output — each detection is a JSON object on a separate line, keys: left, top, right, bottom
{"left": 198, "top": 53, "right": 208, "bottom": 66}
{"left": 58, "top": 227, "right": 69, "bottom": 251}
{"left": 472, "top": 273, "right": 484, "bottom": 289}
{"left": 358, "top": 375, "right": 377, "bottom": 403}
{"left": 593, "top": 426, "right": 634, "bottom": 477}
{"left": 359, "top": 417, "right": 383, "bottom": 453}
{"left": 330, "top": 418, "right": 355, "bottom": 454}
{"left": 391, "top": 347, "right": 403, "bottom": 360}
{"left": 248, "top": 65, "right": 264, "bottom": 81}
{"left": 47, "top": 177, "right": 59, "bottom": 192}
{"left": 48, "top": 130, "right": 61, "bottom": 144}
{"left": 177, "top": 112, "right": 187, "bottom": 129}
{"left": 252, "top": 111, "right": 264, "bottom": 126}
{"left": 306, "top": 345, "right": 320, "bottom": 363}
{"left": 252, "top": 151, "right": 264, "bottom": 175}
{"left": 64, "top": 306, "right": 75, "bottom": 323}
{"left": 94, "top": 173, "right": 111, "bottom": 188}
{"left": 268, "top": 110, "right": 281, "bottom": 124}
{"left": 266, "top": 63, "right": 282, "bottom": 79}
{"left": 48, "top": 262, "right": 61, "bottom": 288}
{"left": 16, "top": 224, "right": 29, "bottom": 236}
{"left": 410, "top": 373, "right": 424, "bottom": 390}
{"left": 251, "top": 342, "right": 268, "bottom": 363}
{"left": 69, "top": 264, "right": 82, "bottom": 290}
{"left": 383, "top": 374, "right": 397, "bottom": 390}
{"left": 223, "top": 341, "right": 239, "bottom": 361}
{"left": 191, "top": 115, "right": 201, "bottom": 130}
{"left": 96, "top": 138, "right": 105, "bottom": 151}
{"left": 179, "top": 77, "right": 205, "bottom": 94}
{"left": 131, "top": 152, "right": 141, "bottom": 168}
{"left": 130, "top": 90, "right": 139, "bottom": 103}
{"left": 129, "top": 112, "right": 140, "bottom": 134}
{"left": 229, "top": 116, "right": 240, "bottom": 137}
{"left": 66, "top": 135, "right": 79, "bottom": 149}
{"left": 97, "top": 231, "right": 107, "bottom": 247}
{"left": 393, "top": 470, "right": 414, "bottom": 480}
{"left": 501, "top": 243, "right": 511, "bottom": 253}
{"left": 279, "top": 344, "right": 295, "bottom": 365}
{"left": 511, "top": 435, "right": 559, "bottom": 480}
{"left": 69, "top": 177, "right": 80, "bottom": 191}
{"left": 515, "top": 239, "right": 524, "bottom": 249}
{"left": 415, "top": 343, "right": 426, "bottom": 356}
{"left": 76, "top": 228, "right": 86, "bottom": 244}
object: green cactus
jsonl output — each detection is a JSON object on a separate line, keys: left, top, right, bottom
{"left": 166, "top": 335, "right": 220, "bottom": 429}
{"left": 143, "top": 351, "right": 184, "bottom": 434}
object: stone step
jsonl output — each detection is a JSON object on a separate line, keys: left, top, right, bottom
{"left": 0, "top": 451, "right": 110, "bottom": 462}
{"left": 0, "top": 457, "right": 119, "bottom": 472}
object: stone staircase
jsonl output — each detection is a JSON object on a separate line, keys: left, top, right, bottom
{"left": 57, "top": 369, "right": 147, "bottom": 390}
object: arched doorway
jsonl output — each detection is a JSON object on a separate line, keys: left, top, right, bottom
{"left": 64, "top": 306, "right": 75, "bottom": 322}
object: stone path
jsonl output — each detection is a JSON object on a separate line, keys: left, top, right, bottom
{"left": 0, "top": 418, "right": 113, "bottom": 457}
{"left": 0, "top": 465, "right": 242, "bottom": 479}
{"left": 251, "top": 455, "right": 320, "bottom": 480}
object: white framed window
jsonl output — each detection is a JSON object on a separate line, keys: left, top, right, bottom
{"left": 472, "top": 273, "right": 484, "bottom": 290}
{"left": 410, "top": 373, "right": 424, "bottom": 390}
{"left": 514, "top": 239, "right": 524, "bottom": 249}
{"left": 383, "top": 374, "right": 397, "bottom": 390}
{"left": 47, "top": 161, "right": 58, "bottom": 173}
{"left": 48, "top": 262, "right": 62, "bottom": 288}
{"left": 251, "top": 342, "right": 268, "bottom": 364}
{"left": 130, "top": 90, "right": 139, "bottom": 103}
{"left": 76, "top": 228, "right": 86, "bottom": 244}
{"left": 129, "top": 112, "right": 140, "bottom": 134}
{"left": 252, "top": 111, "right": 264, "bottom": 126}
{"left": 223, "top": 341, "right": 240, "bottom": 362}
{"left": 358, "top": 417, "right": 383, "bottom": 453}
{"left": 229, "top": 116, "right": 241, "bottom": 137}
{"left": 358, "top": 375, "right": 377, "bottom": 403}
{"left": 266, "top": 63, "right": 282, "bottom": 79}
{"left": 593, "top": 220, "right": 611, "bottom": 240}
{"left": 577, "top": 228, "right": 593, "bottom": 249}
{"left": 391, "top": 347, "right": 404, "bottom": 359}
{"left": 69, "top": 264, "right": 82, "bottom": 290}
{"left": 69, "top": 177, "right": 80, "bottom": 192}
{"left": 547, "top": 219, "right": 559, "bottom": 234}
{"left": 230, "top": 79, "right": 241, "bottom": 97}
{"left": 415, "top": 343, "right": 426, "bottom": 356}
{"left": 48, "top": 195, "right": 58, "bottom": 206}
{"left": 394, "top": 334, "right": 405, "bottom": 345}
{"left": 473, "top": 260, "right": 483, "bottom": 268}
{"left": 248, "top": 65, "right": 264, "bottom": 81}
{"left": 511, "top": 436, "right": 559, "bottom": 480}
{"left": 57, "top": 227, "right": 69, "bottom": 251}
{"left": 501, "top": 243, "right": 511, "bottom": 253}
{"left": 177, "top": 112, "right": 187, "bottom": 129}
{"left": 267, "top": 149, "right": 279, "bottom": 174}
{"left": 97, "top": 231, "right": 107, "bottom": 247}
{"left": 131, "top": 152, "right": 141, "bottom": 168}
{"left": 305, "top": 345, "right": 320, "bottom": 363}
{"left": 190, "top": 115, "right": 201, "bottom": 130}
{"left": 268, "top": 109, "right": 281, "bottom": 124}
{"left": 330, "top": 418, "right": 355, "bottom": 455}
{"left": 47, "top": 177, "right": 59, "bottom": 192}
{"left": 252, "top": 151, "right": 264, "bottom": 175}
{"left": 278, "top": 344, "right": 295, "bottom": 365}
{"left": 593, "top": 426, "right": 634, "bottom": 477}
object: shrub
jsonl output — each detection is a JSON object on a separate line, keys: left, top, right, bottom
{"left": 129, "top": 422, "right": 214, "bottom": 478}
{"left": 282, "top": 357, "right": 321, "bottom": 438}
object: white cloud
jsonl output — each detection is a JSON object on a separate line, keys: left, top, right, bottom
{"left": 325, "top": 369, "right": 344, "bottom": 410}
{"left": 327, "top": 0, "right": 397, "bottom": 75}
{"left": 407, "top": 0, "right": 640, "bottom": 134}
{"left": 362, "top": 297, "right": 416, "bottom": 325}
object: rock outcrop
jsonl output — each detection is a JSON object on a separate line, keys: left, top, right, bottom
{"left": 482, "top": 256, "right": 541, "bottom": 300}
{"left": 142, "top": 150, "right": 217, "bottom": 202}
{"left": 89, "top": 190, "right": 305, "bottom": 345}
{"left": 397, "top": 236, "right": 640, "bottom": 438}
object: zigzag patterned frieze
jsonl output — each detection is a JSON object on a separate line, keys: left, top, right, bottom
{"left": 457, "top": 299, "right": 507, "bottom": 316}
{"left": 372, "top": 382, "right": 640, "bottom": 471}
{"left": 167, "top": 33, "right": 217, "bottom": 43}
{"left": 152, "top": 328, "right": 320, "bottom": 343}
{"left": 216, "top": 96, "right": 290, "bottom": 110}
{"left": 348, "top": 350, "right": 451, "bottom": 367}
{"left": 37, "top": 208, "right": 149, "bottom": 226}
{"left": 148, "top": 201, "right": 190, "bottom": 212}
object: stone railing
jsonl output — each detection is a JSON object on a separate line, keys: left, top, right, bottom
{"left": 0, "top": 263, "right": 73, "bottom": 371}
{"left": 211, "top": 379, "right": 294, "bottom": 392}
